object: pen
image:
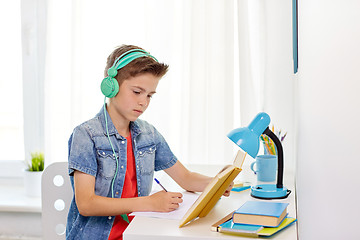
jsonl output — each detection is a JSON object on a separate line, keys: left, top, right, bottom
{"left": 281, "top": 132, "right": 287, "bottom": 142}
{"left": 154, "top": 178, "right": 168, "bottom": 192}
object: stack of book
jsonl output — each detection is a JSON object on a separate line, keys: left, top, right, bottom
{"left": 211, "top": 201, "right": 296, "bottom": 237}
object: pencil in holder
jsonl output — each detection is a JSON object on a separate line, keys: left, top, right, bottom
{"left": 260, "top": 135, "right": 277, "bottom": 156}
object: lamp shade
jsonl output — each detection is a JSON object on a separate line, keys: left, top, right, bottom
{"left": 227, "top": 112, "right": 270, "bottom": 158}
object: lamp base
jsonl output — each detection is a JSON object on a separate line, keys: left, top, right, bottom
{"left": 251, "top": 184, "right": 291, "bottom": 200}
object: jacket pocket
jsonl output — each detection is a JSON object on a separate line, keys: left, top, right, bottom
{"left": 137, "top": 145, "right": 156, "bottom": 175}
{"left": 96, "top": 149, "right": 117, "bottom": 179}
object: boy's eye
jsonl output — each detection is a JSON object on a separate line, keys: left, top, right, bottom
{"left": 133, "top": 91, "right": 141, "bottom": 94}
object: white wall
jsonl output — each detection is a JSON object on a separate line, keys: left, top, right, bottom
{"left": 297, "top": 1, "right": 360, "bottom": 239}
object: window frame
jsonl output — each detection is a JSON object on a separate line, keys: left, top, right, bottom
{"left": 0, "top": 0, "right": 46, "bottom": 178}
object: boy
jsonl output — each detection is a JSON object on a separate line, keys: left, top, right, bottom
{"left": 66, "top": 45, "right": 233, "bottom": 239}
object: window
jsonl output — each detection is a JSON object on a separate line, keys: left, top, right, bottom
{"left": 0, "top": 0, "right": 24, "bottom": 162}
{"left": 0, "top": 0, "right": 45, "bottom": 177}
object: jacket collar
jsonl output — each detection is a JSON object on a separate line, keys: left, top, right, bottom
{"left": 97, "top": 105, "right": 141, "bottom": 139}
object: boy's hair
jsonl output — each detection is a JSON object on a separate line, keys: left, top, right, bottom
{"left": 104, "top": 45, "right": 169, "bottom": 85}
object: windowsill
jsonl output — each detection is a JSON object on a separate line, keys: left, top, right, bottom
{"left": 0, "top": 177, "right": 41, "bottom": 213}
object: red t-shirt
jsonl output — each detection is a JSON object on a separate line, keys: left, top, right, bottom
{"left": 108, "top": 133, "right": 138, "bottom": 240}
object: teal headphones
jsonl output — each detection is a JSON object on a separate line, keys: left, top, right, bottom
{"left": 100, "top": 49, "right": 158, "bottom": 98}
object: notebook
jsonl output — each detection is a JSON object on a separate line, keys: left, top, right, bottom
{"left": 211, "top": 211, "right": 296, "bottom": 237}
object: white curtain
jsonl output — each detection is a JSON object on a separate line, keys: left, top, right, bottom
{"left": 237, "top": 0, "right": 295, "bottom": 170}
{"left": 237, "top": 0, "right": 266, "bottom": 124}
{"left": 44, "top": 0, "right": 295, "bottom": 169}
{"left": 44, "top": 0, "right": 239, "bottom": 166}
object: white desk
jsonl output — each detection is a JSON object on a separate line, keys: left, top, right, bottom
{"left": 124, "top": 164, "right": 297, "bottom": 240}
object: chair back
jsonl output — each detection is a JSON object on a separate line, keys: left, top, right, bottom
{"left": 41, "top": 162, "right": 72, "bottom": 240}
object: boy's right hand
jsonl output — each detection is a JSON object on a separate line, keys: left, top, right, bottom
{"left": 148, "top": 191, "right": 183, "bottom": 212}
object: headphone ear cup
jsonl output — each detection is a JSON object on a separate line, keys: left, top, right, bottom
{"left": 101, "top": 77, "right": 119, "bottom": 98}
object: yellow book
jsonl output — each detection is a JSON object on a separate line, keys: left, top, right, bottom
{"left": 179, "top": 150, "right": 246, "bottom": 227}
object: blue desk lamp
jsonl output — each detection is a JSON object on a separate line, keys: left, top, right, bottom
{"left": 227, "top": 112, "right": 291, "bottom": 199}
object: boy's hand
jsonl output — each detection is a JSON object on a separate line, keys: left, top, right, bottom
{"left": 148, "top": 191, "right": 183, "bottom": 212}
{"left": 218, "top": 165, "right": 234, "bottom": 197}
{"left": 222, "top": 181, "right": 234, "bottom": 197}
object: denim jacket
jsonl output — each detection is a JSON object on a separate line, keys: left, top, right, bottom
{"left": 66, "top": 106, "right": 177, "bottom": 239}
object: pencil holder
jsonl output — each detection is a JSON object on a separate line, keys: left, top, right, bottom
{"left": 250, "top": 154, "right": 277, "bottom": 182}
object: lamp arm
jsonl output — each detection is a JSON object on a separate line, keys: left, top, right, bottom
{"left": 263, "top": 127, "right": 284, "bottom": 188}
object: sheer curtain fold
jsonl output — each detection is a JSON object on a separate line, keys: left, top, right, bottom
{"left": 44, "top": 0, "right": 238, "bottom": 166}
{"left": 44, "top": 0, "right": 74, "bottom": 166}
{"left": 237, "top": 0, "right": 295, "bottom": 170}
{"left": 184, "top": 0, "right": 236, "bottom": 164}
{"left": 237, "top": 0, "right": 267, "bottom": 125}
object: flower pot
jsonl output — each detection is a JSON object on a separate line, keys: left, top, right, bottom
{"left": 23, "top": 170, "right": 43, "bottom": 197}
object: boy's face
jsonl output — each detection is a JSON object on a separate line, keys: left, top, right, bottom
{"left": 112, "top": 73, "right": 160, "bottom": 122}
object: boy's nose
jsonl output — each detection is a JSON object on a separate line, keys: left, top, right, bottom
{"left": 139, "top": 99, "right": 148, "bottom": 107}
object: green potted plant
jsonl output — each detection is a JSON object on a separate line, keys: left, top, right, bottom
{"left": 26, "top": 152, "right": 45, "bottom": 172}
{"left": 24, "top": 151, "right": 44, "bottom": 197}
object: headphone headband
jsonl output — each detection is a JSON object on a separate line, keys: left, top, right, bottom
{"left": 113, "top": 49, "right": 158, "bottom": 70}
{"left": 101, "top": 49, "right": 159, "bottom": 98}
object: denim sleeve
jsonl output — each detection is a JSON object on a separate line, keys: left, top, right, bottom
{"left": 153, "top": 127, "right": 177, "bottom": 171}
{"left": 68, "top": 124, "right": 97, "bottom": 177}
